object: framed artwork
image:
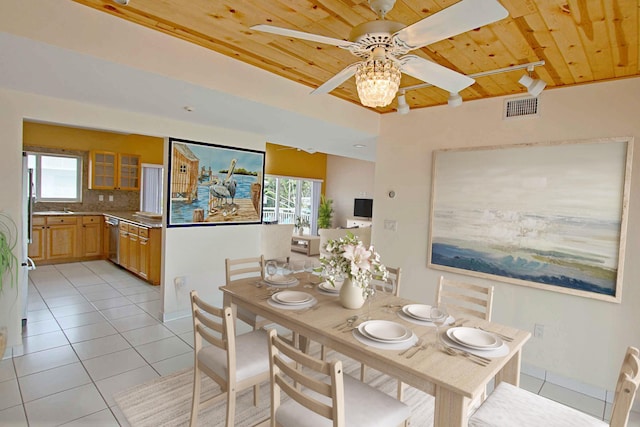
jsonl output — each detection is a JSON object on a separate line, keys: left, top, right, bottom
{"left": 167, "top": 138, "right": 264, "bottom": 227}
{"left": 428, "top": 137, "right": 633, "bottom": 303}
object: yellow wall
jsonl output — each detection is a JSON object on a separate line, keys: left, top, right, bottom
{"left": 265, "top": 143, "right": 326, "bottom": 187}
{"left": 23, "top": 122, "right": 164, "bottom": 164}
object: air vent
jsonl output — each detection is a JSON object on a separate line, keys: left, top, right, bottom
{"left": 504, "top": 96, "right": 539, "bottom": 119}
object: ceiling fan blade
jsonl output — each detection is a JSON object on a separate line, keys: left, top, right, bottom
{"left": 393, "top": 0, "right": 509, "bottom": 50}
{"left": 251, "top": 24, "right": 354, "bottom": 49}
{"left": 311, "top": 63, "right": 359, "bottom": 95}
{"left": 400, "top": 55, "right": 474, "bottom": 93}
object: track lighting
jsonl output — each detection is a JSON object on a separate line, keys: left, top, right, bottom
{"left": 519, "top": 65, "right": 546, "bottom": 97}
{"left": 447, "top": 92, "right": 463, "bottom": 108}
{"left": 397, "top": 91, "right": 410, "bottom": 115}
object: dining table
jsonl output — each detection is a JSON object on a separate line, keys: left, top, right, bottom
{"left": 220, "top": 273, "right": 531, "bottom": 427}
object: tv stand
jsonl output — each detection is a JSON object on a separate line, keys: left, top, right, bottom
{"left": 346, "top": 217, "right": 372, "bottom": 228}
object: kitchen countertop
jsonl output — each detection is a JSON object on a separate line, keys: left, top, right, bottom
{"left": 34, "top": 211, "right": 163, "bottom": 228}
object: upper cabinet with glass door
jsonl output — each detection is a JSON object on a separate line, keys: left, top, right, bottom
{"left": 89, "top": 150, "right": 140, "bottom": 190}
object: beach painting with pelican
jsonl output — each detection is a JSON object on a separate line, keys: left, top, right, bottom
{"left": 428, "top": 137, "right": 632, "bottom": 302}
{"left": 167, "top": 138, "right": 264, "bottom": 227}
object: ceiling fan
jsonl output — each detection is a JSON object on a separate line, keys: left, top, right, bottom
{"left": 252, "top": 0, "right": 509, "bottom": 108}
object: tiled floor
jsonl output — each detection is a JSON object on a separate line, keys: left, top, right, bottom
{"left": 1, "top": 259, "right": 638, "bottom": 426}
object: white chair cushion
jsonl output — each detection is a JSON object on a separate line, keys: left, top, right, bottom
{"left": 276, "top": 374, "right": 411, "bottom": 427}
{"left": 198, "top": 329, "right": 270, "bottom": 383}
{"left": 468, "top": 382, "right": 607, "bottom": 427}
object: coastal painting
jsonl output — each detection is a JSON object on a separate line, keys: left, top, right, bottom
{"left": 428, "top": 137, "right": 633, "bottom": 303}
{"left": 167, "top": 138, "right": 264, "bottom": 227}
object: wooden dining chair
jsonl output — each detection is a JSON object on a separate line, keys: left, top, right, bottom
{"left": 225, "top": 256, "right": 272, "bottom": 330}
{"left": 436, "top": 275, "right": 494, "bottom": 321}
{"left": 469, "top": 346, "right": 640, "bottom": 427}
{"left": 189, "top": 291, "right": 271, "bottom": 427}
{"left": 267, "top": 329, "right": 412, "bottom": 427}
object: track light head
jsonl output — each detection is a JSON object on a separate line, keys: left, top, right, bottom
{"left": 447, "top": 92, "right": 463, "bottom": 108}
{"left": 397, "top": 92, "right": 410, "bottom": 115}
{"left": 519, "top": 66, "right": 546, "bottom": 97}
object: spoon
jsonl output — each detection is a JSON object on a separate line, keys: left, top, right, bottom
{"left": 334, "top": 315, "right": 358, "bottom": 330}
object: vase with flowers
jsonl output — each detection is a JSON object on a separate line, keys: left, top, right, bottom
{"left": 320, "top": 232, "right": 387, "bottom": 309}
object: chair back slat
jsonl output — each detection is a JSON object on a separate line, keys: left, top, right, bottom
{"left": 225, "top": 256, "right": 265, "bottom": 284}
{"left": 268, "top": 329, "right": 343, "bottom": 425}
{"left": 372, "top": 266, "right": 402, "bottom": 296}
{"left": 610, "top": 346, "right": 640, "bottom": 427}
{"left": 436, "top": 276, "right": 494, "bottom": 321}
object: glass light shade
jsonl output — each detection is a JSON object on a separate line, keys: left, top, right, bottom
{"left": 355, "top": 58, "right": 401, "bottom": 108}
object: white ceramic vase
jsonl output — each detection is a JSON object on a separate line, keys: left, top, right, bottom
{"left": 339, "top": 277, "right": 365, "bottom": 309}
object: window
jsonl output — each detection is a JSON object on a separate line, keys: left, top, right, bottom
{"left": 263, "top": 175, "right": 322, "bottom": 234}
{"left": 140, "top": 164, "right": 163, "bottom": 214}
{"left": 27, "top": 152, "right": 82, "bottom": 203}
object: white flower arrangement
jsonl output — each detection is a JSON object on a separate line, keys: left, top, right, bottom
{"left": 320, "top": 232, "right": 387, "bottom": 292}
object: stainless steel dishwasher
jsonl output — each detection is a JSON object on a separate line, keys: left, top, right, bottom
{"left": 105, "top": 216, "right": 119, "bottom": 264}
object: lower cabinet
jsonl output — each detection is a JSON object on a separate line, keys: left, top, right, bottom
{"left": 29, "top": 216, "right": 79, "bottom": 263}
{"left": 116, "top": 221, "right": 160, "bottom": 285}
{"left": 81, "top": 216, "right": 103, "bottom": 258}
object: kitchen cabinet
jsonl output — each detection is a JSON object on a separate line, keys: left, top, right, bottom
{"left": 118, "top": 222, "right": 130, "bottom": 269}
{"left": 28, "top": 217, "right": 46, "bottom": 262}
{"left": 81, "top": 216, "right": 103, "bottom": 258}
{"left": 128, "top": 224, "right": 140, "bottom": 274}
{"left": 29, "top": 216, "right": 78, "bottom": 263}
{"left": 114, "top": 220, "right": 161, "bottom": 285}
{"left": 89, "top": 151, "right": 140, "bottom": 191}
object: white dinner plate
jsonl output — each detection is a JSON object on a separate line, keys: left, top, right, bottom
{"left": 361, "top": 320, "right": 411, "bottom": 342}
{"left": 318, "top": 282, "right": 341, "bottom": 293}
{"left": 403, "top": 304, "right": 435, "bottom": 321}
{"left": 273, "top": 291, "right": 312, "bottom": 305}
{"left": 447, "top": 327, "right": 503, "bottom": 350}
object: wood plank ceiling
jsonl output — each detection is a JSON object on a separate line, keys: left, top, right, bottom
{"left": 72, "top": 0, "right": 639, "bottom": 114}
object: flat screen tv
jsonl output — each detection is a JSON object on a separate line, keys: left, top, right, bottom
{"left": 354, "top": 198, "right": 373, "bottom": 218}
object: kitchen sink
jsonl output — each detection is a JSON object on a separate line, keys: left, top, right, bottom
{"left": 36, "top": 210, "right": 74, "bottom": 215}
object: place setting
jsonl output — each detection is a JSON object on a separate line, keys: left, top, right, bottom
{"left": 351, "top": 319, "right": 418, "bottom": 350}
{"left": 316, "top": 279, "right": 342, "bottom": 296}
{"left": 267, "top": 290, "right": 317, "bottom": 310}
{"left": 398, "top": 303, "right": 455, "bottom": 326}
{"left": 261, "top": 260, "right": 299, "bottom": 288}
{"left": 440, "top": 326, "right": 509, "bottom": 359}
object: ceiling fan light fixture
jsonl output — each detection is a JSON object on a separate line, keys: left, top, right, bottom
{"left": 397, "top": 92, "right": 410, "bottom": 115}
{"left": 447, "top": 92, "right": 463, "bottom": 108}
{"left": 355, "top": 57, "right": 401, "bottom": 108}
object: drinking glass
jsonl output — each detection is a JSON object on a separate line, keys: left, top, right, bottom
{"left": 280, "top": 261, "right": 291, "bottom": 277}
{"left": 265, "top": 260, "right": 277, "bottom": 279}
{"left": 379, "top": 278, "right": 397, "bottom": 312}
{"left": 430, "top": 305, "right": 448, "bottom": 348}
{"left": 365, "top": 284, "right": 376, "bottom": 320}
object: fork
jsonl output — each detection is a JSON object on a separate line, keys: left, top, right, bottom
{"left": 443, "top": 345, "right": 490, "bottom": 366}
{"left": 407, "top": 341, "right": 430, "bottom": 359}
{"left": 399, "top": 338, "right": 423, "bottom": 356}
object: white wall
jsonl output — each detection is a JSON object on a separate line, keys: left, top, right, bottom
{"left": 326, "top": 155, "right": 375, "bottom": 228}
{"left": 0, "top": 88, "right": 266, "bottom": 350}
{"left": 375, "top": 78, "right": 640, "bottom": 393}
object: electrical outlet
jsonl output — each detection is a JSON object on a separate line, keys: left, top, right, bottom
{"left": 534, "top": 323, "right": 544, "bottom": 338}
{"left": 174, "top": 276, "right": 186, "bottom": 288}
{"left": 98, "top": 195, "right": 104, "bottom": 201}
{"left": 108, "top": 195, "right": 114, "bottom": 202}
